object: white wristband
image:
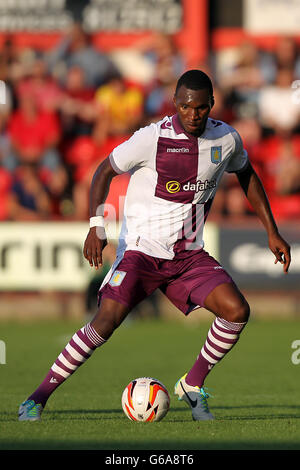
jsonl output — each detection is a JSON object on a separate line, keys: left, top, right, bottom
{"left": 90, "top": 216, "right": 104, "bottom": 228}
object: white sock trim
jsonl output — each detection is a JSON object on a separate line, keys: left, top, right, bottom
{"left": 84, "top": 323, "right": 106, "bottom": 347}
{"left": 216, "top": 317, "right": 247, "bottom": 332}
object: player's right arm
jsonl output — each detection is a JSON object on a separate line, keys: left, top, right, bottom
{"left": 83, "top": 157, "right": 118, "bottom": 269}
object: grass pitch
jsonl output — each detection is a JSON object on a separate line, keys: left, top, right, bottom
{"left": 0, "top": 315, "right": 300, "bottom": 451}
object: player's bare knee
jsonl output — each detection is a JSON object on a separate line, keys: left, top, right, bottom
{"left": 230, "top": 300, "right": 250, "bottom": 323}
{"left": 221, "top": 298, "right": 250, "bottom": 324}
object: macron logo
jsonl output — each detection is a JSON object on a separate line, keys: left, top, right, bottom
{"left": 167, "top": 148, "right": 189, "bottom": 153}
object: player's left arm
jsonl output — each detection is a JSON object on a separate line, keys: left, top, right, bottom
{"left": 237, "top": 162, "right": 291, "bottom": 273}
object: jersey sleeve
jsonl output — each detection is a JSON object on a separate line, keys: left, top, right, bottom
{"left": 226, "top": 128, "right": 249, "bottom": 174}
{"left": 109, "top": 123, "right": 157, "bottom": 174}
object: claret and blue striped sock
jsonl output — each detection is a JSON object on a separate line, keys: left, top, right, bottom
{"left": 27, "top": 323, "right": 106, "bottom": 408}
{"left": 186, "top": 317, "right": 247, "bottom": 388}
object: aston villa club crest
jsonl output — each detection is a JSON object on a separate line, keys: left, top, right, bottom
{"left": 211, "top": 146, "right": 222, "bottom": 164}
{"left": 109, "top": 271, "right": 127, "bottom": 287}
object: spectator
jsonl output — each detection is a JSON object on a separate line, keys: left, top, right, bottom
{"left": 251, "top": 132, "right": 300, "bottom": 220}
{"left": 144, "top": 77, "right": 177, "bottom": 122}
{"left": 94, "top": 74, "right": 144, "bottom": 136}
{"left": 258, "top": 67, "right": 300, "bottom": 136}
{"left": 111, "top": 32, "right": 185, "bottom": 89}
{"left": 208, "top": 85, "right": 234, "bottom": 124}
{"left": 47, "top": 22, "right": 119, "bottom": 88}
{"left": 0, "top": 35, "right": 18, "bottom": 68}
{"left": 9, "top": 162, "right": 52, "bottom": 221}
{"left": 6, "top": 92, "right": 61, "bottom": 171}
{"left": 135, "top": 32, "right": 185, "bottom": 83}
{"left": 59, "top": 65, "right": 97, "bottom": 142}
{"left": 218, "top": 40, "right": 270, "bottom": 119}
{"left": 16, "top": 56, "right": 63, "bottom": 113}
{"left": 139, "top": 33, "right": 186, "bottom": 122}
{"left": 265, "top": 36, "right": 300, "bottom": 83}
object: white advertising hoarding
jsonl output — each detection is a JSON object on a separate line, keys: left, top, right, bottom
{"left": 0, "top": 222, "right": 121, "bottom": 291}
{"left": 0, "top": 221, "right": 219, "bottom": 291}
{"left": 244, "top": 0, "right": 300, "bottom": 34}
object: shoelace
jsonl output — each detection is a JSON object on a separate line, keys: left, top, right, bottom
{"left": 198, "top": 387, "right": 213, "bottom": 412}
{"left": 26, "top": 400, "right": 41, "bottom": 417}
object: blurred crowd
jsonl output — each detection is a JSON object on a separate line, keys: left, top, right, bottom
{"left": 0, "top": 23, "right": 300, "bottom": 223}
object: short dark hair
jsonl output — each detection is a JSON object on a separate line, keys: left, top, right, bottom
{"left": 175, "top": 69, "right": 214, "bottom": 97}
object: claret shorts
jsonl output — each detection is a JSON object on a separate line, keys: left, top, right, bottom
{"left": 98, "top": 249, "right": 234, "bottom": 315}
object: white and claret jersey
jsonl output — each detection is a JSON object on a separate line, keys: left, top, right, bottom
{"left": 109, "top": 114, "right": 248, "bottom": 259}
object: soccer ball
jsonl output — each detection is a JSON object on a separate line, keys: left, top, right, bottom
{"left": 122, "top": 377, "right": 170, "bottom": 422}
